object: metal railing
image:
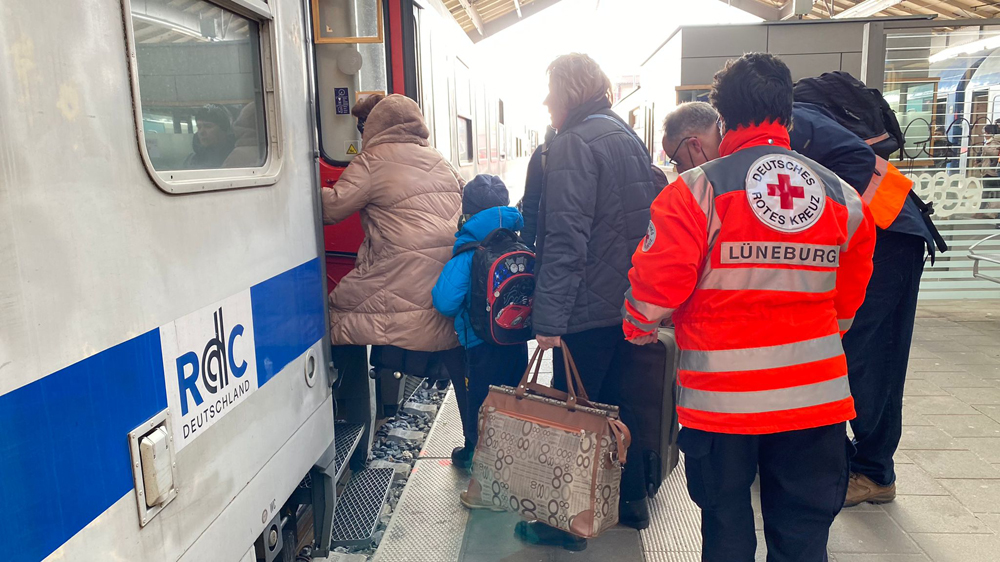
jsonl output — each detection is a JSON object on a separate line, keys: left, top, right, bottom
{"left": 969, "top": 233, "right": 1000, "bottom": 285}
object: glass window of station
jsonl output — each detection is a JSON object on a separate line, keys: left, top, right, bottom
{"left": 313, "top": 0, "right": 387, "bottom": 162}
{"left": 884, "top": 25, "right": 1000, "bottom": 298}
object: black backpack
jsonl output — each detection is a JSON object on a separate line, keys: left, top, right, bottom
{"left": 455, "top": 228, "right": 535, "bottom": 345}
{"left": 793, "top": 71, "right": 905, "bottom": 160}
{"left": 794, "top": 71, "right": 948, "bottom": 257}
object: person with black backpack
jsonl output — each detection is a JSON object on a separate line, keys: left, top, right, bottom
{"left": 431, "top": 174, "right": 531, "bottom": 483}
{"left": 793, "top": 72, "right": 949, "bottom": 507}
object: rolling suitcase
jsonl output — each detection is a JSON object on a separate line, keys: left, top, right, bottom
{"left": 618, "top": 328, "right": 680, "bottom": 497}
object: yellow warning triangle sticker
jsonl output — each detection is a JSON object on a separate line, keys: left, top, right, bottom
{"left": 346, "top": 143, "right": 358, "bottom": 155}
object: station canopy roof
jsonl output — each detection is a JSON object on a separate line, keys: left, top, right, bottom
{"left": 722, "top": 0, "right": 1000, "bottom": 21}
{"left": 442, "top": 0, "right": 565, "bottom": 42}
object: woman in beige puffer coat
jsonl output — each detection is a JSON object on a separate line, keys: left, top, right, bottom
{"left": 321, "top": 94, "right": 463, "bottom": 352}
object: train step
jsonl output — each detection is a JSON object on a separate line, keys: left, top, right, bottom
{"left": 334, "top": 422, "right": 365, "bottom": 483}
{"left": 330, "top": 467, "right": 394, "bottom": 549}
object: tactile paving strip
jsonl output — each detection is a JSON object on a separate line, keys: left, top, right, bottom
{"left": 372, "top": 459, "right": 470, "bottom": 562}
{"left": 641, "top": 456, "right": 704, "bottom": 556}
{"left": 333, "top": 423, "right": 364, "bottom": 481}
{"left": 419, "top": 389, "right": 465, "bottom": 459}
{"left": 331, "top": 467, "right": 394, "bottom": 548}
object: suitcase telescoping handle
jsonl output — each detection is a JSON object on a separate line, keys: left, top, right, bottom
{"left": 516, "top": 345, "right": 592, "bottom": 410}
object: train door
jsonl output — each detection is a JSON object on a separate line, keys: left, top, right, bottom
{"left": 311, "top": 0, "right": 389, "bottom": 292}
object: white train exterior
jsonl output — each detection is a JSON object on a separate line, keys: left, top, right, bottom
{"left": 0, "top": 1, "right": 533, "bottom": 561}
{"left": 1, "top": 1, "right": 331, "bottom": 561}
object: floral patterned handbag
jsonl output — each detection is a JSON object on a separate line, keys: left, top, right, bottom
{"left": 466, "top": 345, "right": 631, "bottom": 538}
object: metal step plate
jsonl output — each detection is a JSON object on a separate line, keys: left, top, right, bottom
{"left": 334, "top": 422, "right": 365, "bottom": 482}
{"left": 401, "top": 374, "right": 424, "bottom": 405}
{"left": 330, "top": 467, "right": 394, "bottom": 549}
{"left": 419, "top": 389, "right": 464, "bottom": 459}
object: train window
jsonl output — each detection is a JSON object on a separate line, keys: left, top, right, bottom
{"left": 498, "top": 99, "right": 505, "bottom": 125}
{"left": 455, "top": 61, "right": 472, "bottom": 119}
{"left": 489, "top": 99, "right": 498, "bottom": 163}
{"left": 312, "top": 0, "right": 383, "bottom": 44}
{"left": 457, "top": 117, "right": 473, "bottom": 164}
{"left": 124, "top": 0, "right": 280, "bottom": 193}
{"left": 476, "top": 88, "right": 488, "bottom": 165}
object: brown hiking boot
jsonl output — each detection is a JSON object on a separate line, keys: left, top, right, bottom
{"left": 844, "top": 473, "right": 896, "bottom": 507}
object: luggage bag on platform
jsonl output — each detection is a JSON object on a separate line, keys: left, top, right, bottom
{"left": 618, "top": 328, "right": 681, "bottom": 497}
{"left": 467, "top": 346, "right": 631, "bottom": 539}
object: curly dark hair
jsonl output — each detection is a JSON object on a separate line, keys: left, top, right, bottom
{"left": 351, "top": 93, "right": 385, "bottom": 122}
{"left": 710, "top": 53, "right": 793, "bottom": 130}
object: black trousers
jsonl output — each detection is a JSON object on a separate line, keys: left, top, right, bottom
{"left": 842, "top": 230, "right": 925, "bottom": 486}
{"left": 552, "top": 325, "right": 648, "bottom": 502}
{"left": 464, "top": 342, "right": 529, "bottom": 447}
{"left": 679, "top": 423, "right": 850, "bottom": 562}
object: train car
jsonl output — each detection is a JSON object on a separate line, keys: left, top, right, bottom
{"left": 0, "top": 1, "right": 532, "bottom": 561}
{"left": 0, "top": 1, "right": 334, "bottom": 562}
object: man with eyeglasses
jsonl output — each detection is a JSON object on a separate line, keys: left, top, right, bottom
{"left": 662, "top": 102, "right": 722, "bottom": 174}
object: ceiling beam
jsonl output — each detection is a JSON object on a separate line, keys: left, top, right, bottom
{"left": 456, "top": 0, "right": 485, "bottom": 36}
{"left": 514, "top": 0, "right": 522, "bottom": 18}
{"left": 475, "top": 0, "right": 564, "bottom": 42}
{"left": 718, "top": 0, "right": 782, "bottom": 20}
{"left": 833, "top": 0, "right": 904, "bottom": 18}
{"left": 916, "top": 0, "right": 988, "bottom": 18}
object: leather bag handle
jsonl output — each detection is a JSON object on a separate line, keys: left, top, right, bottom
{"left": 515, "top": 344, "right": 594, "bottom": 411}
{"left": 608, "top": 418, "right": 631, "bottom": 466}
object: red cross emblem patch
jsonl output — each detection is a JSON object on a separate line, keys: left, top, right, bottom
{"left": 745, "top": 155, "right": 825, "bottom": 233}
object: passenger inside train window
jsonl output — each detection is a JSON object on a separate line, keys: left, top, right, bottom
{"left": 185, "top": 104, "right": 235, "bottom": 169}
{"left": 130, "top": 0, "right": 268, "bottom": 174}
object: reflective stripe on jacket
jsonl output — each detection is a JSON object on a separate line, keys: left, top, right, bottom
{"left": 622, "top": 122, "right": 876, "bottom": 435}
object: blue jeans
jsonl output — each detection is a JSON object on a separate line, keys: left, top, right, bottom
{"left": 464, "top": 342, "right": 529, "bottom": 448}
{"left": 842, "top": 230, "right": 925, "bottom": 486}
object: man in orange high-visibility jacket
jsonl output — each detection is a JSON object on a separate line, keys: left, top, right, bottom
{"left": 625, "top": 54, "right": 876, "bottom": 562}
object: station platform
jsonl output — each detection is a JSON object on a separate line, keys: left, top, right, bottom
{"left": 373, "top": 300, "right": 1000, "bottom": 562}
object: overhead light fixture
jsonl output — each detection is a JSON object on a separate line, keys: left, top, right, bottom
{"left": 929, "top": 35, "right": 1000, "bottom": 63}
{"left": 833, "top": 0, "right": 903, "bottom": 19}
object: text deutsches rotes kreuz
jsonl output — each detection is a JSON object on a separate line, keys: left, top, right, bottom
{"left": 745, "top": 156, "right": 826, "bottom": 233}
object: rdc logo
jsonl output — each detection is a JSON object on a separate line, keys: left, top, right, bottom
{"left": 175, "top": 307, "right": 253, "bottom": 438}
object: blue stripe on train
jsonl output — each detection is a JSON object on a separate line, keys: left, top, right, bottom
{"left": 0, "top": 258, "right": 326, "bottom": 562}
{"left": 252, "top": 258, "right": 326, "bottom": 387}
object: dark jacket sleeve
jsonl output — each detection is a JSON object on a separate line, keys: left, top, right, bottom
{"left": 533, "top": 133, "right": 597, "bottom": 337}
{"left": 790, "top": 103, "right": 876, "bottom": 194}
{"left": 520, "top": 146, "right": 545, "bottom": 249}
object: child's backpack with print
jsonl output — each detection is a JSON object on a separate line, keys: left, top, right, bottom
{"left": 455, "top": 228, "right": 535, "bottom": 345}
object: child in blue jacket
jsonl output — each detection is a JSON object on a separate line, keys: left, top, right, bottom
{"left": 432, "top": 175, "right": 529, "bottom": 480}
